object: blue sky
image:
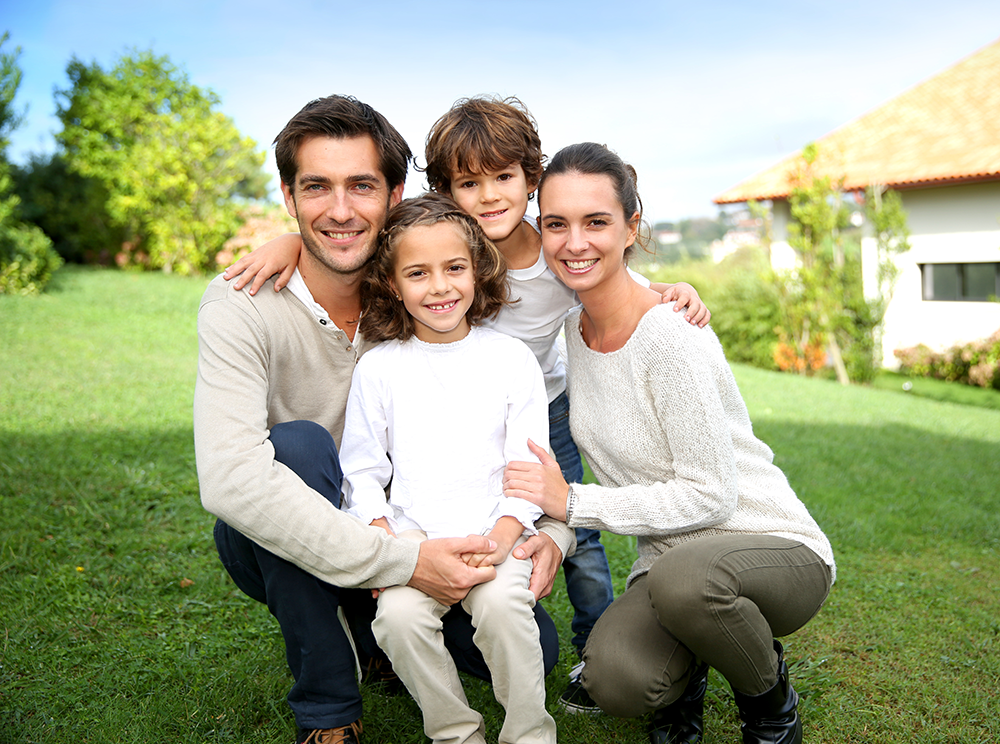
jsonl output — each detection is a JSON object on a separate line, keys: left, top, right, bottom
{"left": 4, "top": 0, "right": 1000, "bottom": 221}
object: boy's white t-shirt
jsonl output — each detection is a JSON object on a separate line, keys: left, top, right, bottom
{"left": 483, "top": 219, "right": 651, "bottom": 403}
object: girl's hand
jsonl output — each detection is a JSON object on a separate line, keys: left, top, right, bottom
{"left": 223, "top": 232, "right": 303, "bottom": 296}
{"left": 659, "top": 282, "right": 711, "bottom": 327}
{"left": 502, "top": 439, "right": 570, "bottom": 521}
{"left": 464, "top": 517, "right": 521, "bottom": 567}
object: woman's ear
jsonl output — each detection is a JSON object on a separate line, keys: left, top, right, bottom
{"left": 625, "top": 211, "right": 641, "bottom": 248}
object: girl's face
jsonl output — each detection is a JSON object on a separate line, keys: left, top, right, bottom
{"left": 389, "top": 221, "right": 475, "bottom": 344}
{"left": 539, "top": 172, "right": 638, "bottom": 296}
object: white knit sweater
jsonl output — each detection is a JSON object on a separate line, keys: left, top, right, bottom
{"left": 564, "top": 305, "right": 835, "bottom": 587}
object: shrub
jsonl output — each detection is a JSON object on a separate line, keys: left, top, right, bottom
{"left": 0, "top": 216, "right": 63, "bottom": 294}
{"left": 894, "top": 330, "right": 1000, "bottom": 390}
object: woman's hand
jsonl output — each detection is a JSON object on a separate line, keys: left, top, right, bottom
{"left": 223, "top": 232, "right": 303, "bottom": 296}
{"left": 503, "top": 439, "right": 570, "bottom": 521}
{"left": 658, "top": 281, "right": 711, "bottom": 327}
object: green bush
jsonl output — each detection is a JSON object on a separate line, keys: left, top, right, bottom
{"left": 895, "top": 330, "right": 1000, "bottom": 390}
{"left": 710, "top": 267, "right": 782, "bottom": 370}
{"left": 0, "top": 215, "right": 63, "bottom": 294}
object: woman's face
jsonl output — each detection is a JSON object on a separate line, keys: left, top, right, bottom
{"left": 538, "top": 172, "right": 639, "bottom": 295}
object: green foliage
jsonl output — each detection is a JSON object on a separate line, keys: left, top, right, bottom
{"left": 774, "top": 146, "right": 911, "bottom": 384}
{"left": 0, "top": 34, "right": 63, "bottom": 294}
{"left": 0, "top": 32, "right": 25, "bottom": 151}
{"left": 55, "top": 50, "right": 269, "bottom": 274}
{"left": 12, "top": 152, "right": 128, "bottom": 263}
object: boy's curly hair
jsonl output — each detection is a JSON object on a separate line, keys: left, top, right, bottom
{"left": 422, "top": 96, "right": 544, "bottom": 195}
{"left": 360, "top": 193, "right": 512, "bottom": 343}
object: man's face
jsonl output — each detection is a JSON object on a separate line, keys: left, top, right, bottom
{"left": 281, "top": 135, "right": 404, "bottom": 277}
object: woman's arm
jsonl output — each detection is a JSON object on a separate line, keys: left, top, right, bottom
{"left": 224, "top": 232, "right": 303, "bottom": 295}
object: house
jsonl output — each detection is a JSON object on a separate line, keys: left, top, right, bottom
{"left": 714, "top": 38, "right": 1000, "bottom": 368}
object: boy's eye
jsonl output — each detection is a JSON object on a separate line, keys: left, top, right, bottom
{"left": 497, "top": 173, "right": 512, "bottom": 182}
{"left": 459, "top": 181, "right": 476, "bottom": 189}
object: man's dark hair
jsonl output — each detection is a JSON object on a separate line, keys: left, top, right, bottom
{"left": 273, "top": 95, "right": 412, "bottom": 191}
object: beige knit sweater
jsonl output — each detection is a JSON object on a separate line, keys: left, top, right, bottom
{"left": 564, "top": 305, "right": 835, "bottom": 588}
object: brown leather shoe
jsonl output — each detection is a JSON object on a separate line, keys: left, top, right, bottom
{"left": 296, "top": 720, "right": 362, "bottom": 744}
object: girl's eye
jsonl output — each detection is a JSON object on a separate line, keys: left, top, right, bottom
{"left": 449, "top": 264, "right": 466, "bottom": 272}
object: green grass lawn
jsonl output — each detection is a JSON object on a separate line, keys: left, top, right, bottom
{"left": 2, "top": 266, "right": 999, "bottom": 743}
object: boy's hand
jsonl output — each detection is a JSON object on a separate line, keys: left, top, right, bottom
{"left": 223, "top": 232, "right": 303, "bottom": 296}
{"left": 655, "top": 281, "right": 711, "bottom": 327}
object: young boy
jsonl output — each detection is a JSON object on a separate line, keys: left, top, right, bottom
{"left": 421, "top": 96, "right": 709, "bottom": 713}
{"left": 224, "top": 95, "right": 711, "bottom": 714}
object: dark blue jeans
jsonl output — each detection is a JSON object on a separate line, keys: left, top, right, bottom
{"left": 548, "top": 391, "right": 615, "bottom": 657}
{"left": 214, "top": 420, "right": 559, "bottom": 730}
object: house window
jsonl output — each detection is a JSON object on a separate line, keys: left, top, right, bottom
{"left": 921, "top": 263, "right": 1000, "bottom": 301}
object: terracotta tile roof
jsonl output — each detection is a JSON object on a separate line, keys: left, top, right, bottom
{"left": 714, "top": 37, "right": 1000, "bottom": 204}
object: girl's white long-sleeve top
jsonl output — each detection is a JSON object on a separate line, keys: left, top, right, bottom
{"left": 341, "top": 326, "right": 548, "bottom": 539}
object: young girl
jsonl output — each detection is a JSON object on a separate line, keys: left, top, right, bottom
{"left": 340, "top": 192, "right": 556, "bottom": 744}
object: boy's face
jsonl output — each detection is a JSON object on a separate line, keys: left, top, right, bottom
{"left": 448, "top": 163, "right": 536, "bottom": 245}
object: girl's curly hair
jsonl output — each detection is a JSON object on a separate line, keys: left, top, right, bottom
{"left": 360, "top": 193, "right": 512, "bottom": 343}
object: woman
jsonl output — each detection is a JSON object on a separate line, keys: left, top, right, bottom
{"left": 503, "top": 142, "right": 835, "bottom": 744}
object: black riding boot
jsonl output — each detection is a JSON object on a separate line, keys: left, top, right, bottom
{"left": 647, "top": 662, "right": 709, "bottom": 744}
{"left": 732, "top": 641, "right": 802, "bottom": 744}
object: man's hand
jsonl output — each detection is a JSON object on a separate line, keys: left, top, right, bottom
{"left": 408, "top": 535, "right": 498, "bottom": 605}
{"left": 503, "top": 439, "right": 570, "bottom": 521}
{"left": 512, "top": 532, "right": 562, "bottom": 600}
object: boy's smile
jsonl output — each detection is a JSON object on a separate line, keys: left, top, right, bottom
{"left": 449, "top": 163, "right": 535, "bottom": 245}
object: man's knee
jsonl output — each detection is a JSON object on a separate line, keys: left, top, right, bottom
{"left": 269, "top": 420, "right": 343, "bottom": 505}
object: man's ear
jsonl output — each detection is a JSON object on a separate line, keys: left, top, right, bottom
{"left": 389, "top": 182, "right": 405, "bottom": 209}
{"left": 281, "top": 181, "right": 298, "bottom": 219}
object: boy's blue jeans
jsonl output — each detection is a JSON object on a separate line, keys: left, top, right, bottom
{"left": 213, "top": 420, "right": 560, "bottom": 731}
{"left": 548, "top": 390, "right": 615, "bottom": 658}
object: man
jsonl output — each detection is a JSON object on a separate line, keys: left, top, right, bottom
{"left": 194, "top": 95, "right": 572, "bottom": 744}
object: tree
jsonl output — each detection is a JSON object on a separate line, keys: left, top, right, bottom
{"left": 55, "top": 50, "right": 269, "bottom": 274}
{"left": 772, "top": 144, "right": 911, "bottom": 384}
{"left": 0, "top": 32, "right": 62, "bottom": 295}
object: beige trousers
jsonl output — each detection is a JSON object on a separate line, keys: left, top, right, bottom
{"left": 372, "top": 532, "right": 556, "bottom": 744}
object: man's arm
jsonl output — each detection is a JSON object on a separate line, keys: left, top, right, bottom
{"left": 194, "top": 279, "right": 418, "bottom": 590}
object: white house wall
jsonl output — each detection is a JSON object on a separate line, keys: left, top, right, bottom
{"left": 865, "top": 181, "right": 1000, "bottom": 368}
